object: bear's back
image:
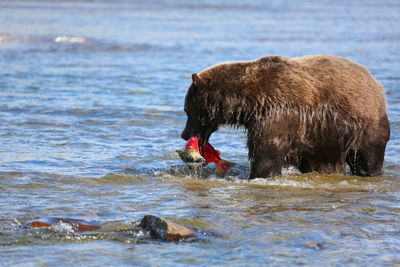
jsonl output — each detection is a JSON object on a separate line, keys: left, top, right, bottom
{"left": 292, "top": 55, "right": 386, "bottom": 122}
{"left": 199, "top": 55, "right": 386, "bottom": 123}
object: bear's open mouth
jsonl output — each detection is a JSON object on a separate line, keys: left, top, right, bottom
{"left": 182, "top": 128, "right": 210, "bottom": 147}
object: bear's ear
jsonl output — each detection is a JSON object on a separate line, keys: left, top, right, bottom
{"left": 192, "top": 73, "right": 207, "bottom": 88}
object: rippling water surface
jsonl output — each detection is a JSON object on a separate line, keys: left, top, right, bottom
{"left": 1, "top": 0, "right": 400, "bottom": 265}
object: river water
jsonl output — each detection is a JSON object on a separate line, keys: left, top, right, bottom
{"left": 1, "top": 0, "right": 400, "bottom": 266}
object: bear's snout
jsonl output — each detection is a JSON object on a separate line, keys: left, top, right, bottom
{"left": 181, "top": 117, "right": 201, "bottom": 141}
{"left": 181, "top": 128, "right": 191, "bottom": 141}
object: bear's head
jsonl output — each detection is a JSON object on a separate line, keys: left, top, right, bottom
{"left": 181, "top": 73, "right": 220, "bottom": 146}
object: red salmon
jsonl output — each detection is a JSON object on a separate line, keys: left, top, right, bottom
{"left": 199, "top": 143, "right": 235, "bottom": 176}
{"left": 178, "top": 136, "right": 235, "bottom": 176}
{"left": 26, "top": 217, "right": 102, "bottom": 232}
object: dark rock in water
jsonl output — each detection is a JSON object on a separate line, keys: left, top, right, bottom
{"left": 138, "top": 214, "right": 195, "bottom": 241}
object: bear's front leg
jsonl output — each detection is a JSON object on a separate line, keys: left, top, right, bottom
{"left": 248, "top": 141, "right": 284, "bottom": 179}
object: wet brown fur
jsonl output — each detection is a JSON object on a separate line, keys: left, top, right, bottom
{"left": 181, "top": 55, "right": 390, "bottom": 178}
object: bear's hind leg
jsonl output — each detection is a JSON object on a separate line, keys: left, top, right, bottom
{"left": 346, "top": 115, "right": 390, "bottom": 176}
{"left": 346, "top": 145, "right": 385, "bottom": 176}
{"left": 346, "top": 149, "right": 368, "bottom": 175}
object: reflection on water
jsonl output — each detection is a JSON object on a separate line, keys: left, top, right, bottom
{"left": 1, "top": 0, "right": 400, "bottom": 265}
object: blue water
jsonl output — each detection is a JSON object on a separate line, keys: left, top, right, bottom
{"left": 1, "top": 0, "right": 400, "bottom": 266}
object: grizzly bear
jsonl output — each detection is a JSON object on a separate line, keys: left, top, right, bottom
{"left": 181, "top": 55, "right": 390, "bottom": 179}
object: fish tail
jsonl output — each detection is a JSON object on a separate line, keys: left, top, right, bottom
{"left": 216, "top": 160, "right": 236, "bottom": 176}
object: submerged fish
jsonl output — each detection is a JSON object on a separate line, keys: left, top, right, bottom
{"left": 177, "top": 136, "right": 234, "bottom": 176}
{"left": 25, "top": 217, "right": 102, "bottom": 232}
{"left": 176, "top": 136, "right": 206, "bottom": 172}
{"left": 200, "top": 143, "right": 235, "bottom": 176}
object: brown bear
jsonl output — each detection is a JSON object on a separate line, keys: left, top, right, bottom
{"left": 181, "top": 55, "right": 390, "bottom": 179}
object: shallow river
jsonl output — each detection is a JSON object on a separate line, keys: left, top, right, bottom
{"left": 1, "top": 0, "right": 400, "bottom": 266}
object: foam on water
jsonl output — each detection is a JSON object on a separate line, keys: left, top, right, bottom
{"left": 50, "top": 221, "right": 75, "bottom": 233}
{"left": 181, "top": 173, "right": 386, "bottom": 192}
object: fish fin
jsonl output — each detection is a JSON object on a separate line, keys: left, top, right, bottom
{"left": 216, "top": 160, "right": 236, "bottom": 176}
{"left": 225, "top": 160, "right": 236, "bottom": 168}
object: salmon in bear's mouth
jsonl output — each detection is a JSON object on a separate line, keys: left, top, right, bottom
{"left": 176, "top": 136, "right": 206, "bottom": 170}
{"left": 177, "top": 136, "right": 235, "bottom": 176}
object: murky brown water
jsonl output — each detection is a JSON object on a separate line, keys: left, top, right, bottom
{"left": 1, "top": 0, "right": 400, "bottom": 265}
